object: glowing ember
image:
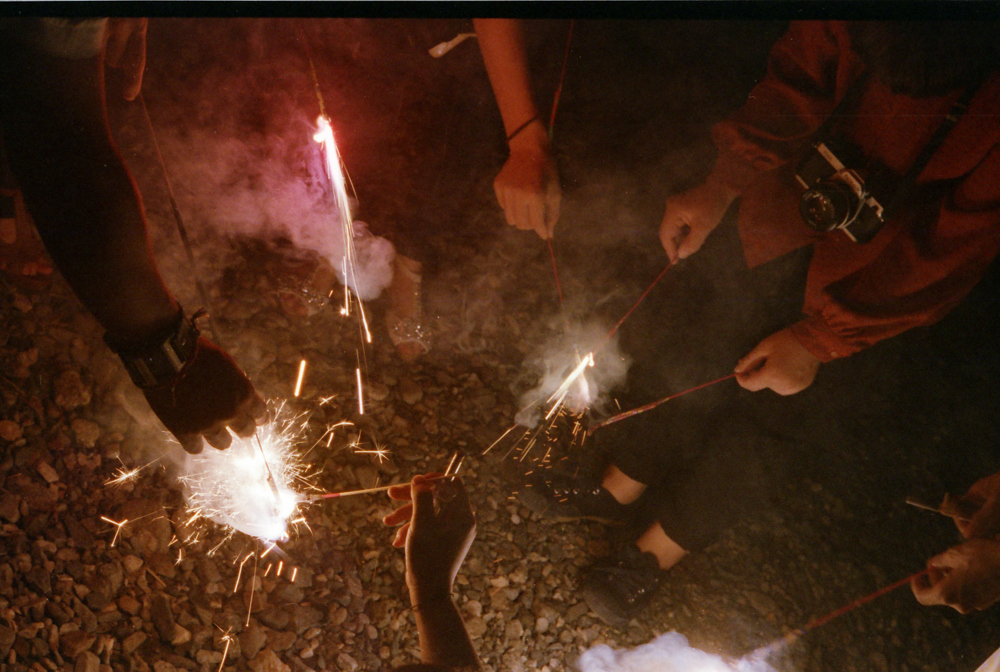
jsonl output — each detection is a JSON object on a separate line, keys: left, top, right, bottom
{"left": 293, "top": 359, "right": 307, "bottom": 397}
{"left": 356, "top": 366, "right": 364, "bottom": 415}
{"left": 176, "top": 405, "right": 309, "bottom": 542}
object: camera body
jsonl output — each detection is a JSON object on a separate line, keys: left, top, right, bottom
{"left": 795, "top": 137, "right": 892, "bottom": 244}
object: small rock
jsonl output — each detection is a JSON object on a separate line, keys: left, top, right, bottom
{"left": 249, "top": 649, "right": 291, "bottom": 672}
{"left": 465, "top": 617, "right": 487, "bottom": 639}
{"left": 195, "top": 650, "right": 223, "bottom": 665}
{"left": 12, "top": 292, "right": 32, "bottom": 313}
{"left": 53, "top": 369, "right": 91, "bottom": 410}
{"left": 0, "top": 625, "right": 15, "bottom": 656}
{"left": 118, "top": 594, "right": 141, "bottom": 615}
{"left": 566, "top": 601, "right": 589, "bottom": 623}
{"left": 151, "top": 594, "right": 175, "bottom": 642}
{"left": 240, "top": 624, "right": 266, "bottom": 660}
{"left": 0, "top": 492, "right": 20, "bottom": 524}
{"left": 336, "top": 652, "right": 359, "bottom": 672}
{"left": 0, "top": 421, "right": 22, "bottom": 443}
{"left": 70, "top": 419, "right": 101, "bottom": 449}
{"left": 75, "top": 651, "right": 100, "bottom": 672}
{"left": 122, "top": 555, "right": 144, "bottom": 574}
{"left": 122, "top": 632, "right": 146, "bottom": 654}
{"left": 170, "top": 625, "right": 191, "bottom": 646}
{"left": 398, "top": 378, "right": 423, "bottom": 405}
{"left": 35, "top": 460, "right": 59, "bottom": 484}
{"left": 61, "top": 630, "right": 96, "bottom": 659}
{"left": 536, "top": 616, "right": 550, "bottom": 634}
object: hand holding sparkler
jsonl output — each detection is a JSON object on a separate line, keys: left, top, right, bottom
{"left": 384, "top": 474, "right": 476, "bottom": 596}
{"left": 734, "top": 327, "right": 822, "bottom": 396}
{"left": 658, "top": 176, "right": 739, "bottom": 263}
{"left": 911, "top": 539, "right": 1000, "bottom": 613}
{"left": 383, "top": 473, "right": 480, "bottom": 669}
{"left": 143, "top": 336, "right": 267, "bottom": 454}
{"left": 476, "top": 19, "right": 562, "bottom": 239}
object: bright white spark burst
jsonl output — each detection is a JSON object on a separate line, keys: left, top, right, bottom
{"left": 177, "top": 404, "right": 309, "bottom": 543}
{"left": 314, "top": 115, "right": 372, "bottom": 344}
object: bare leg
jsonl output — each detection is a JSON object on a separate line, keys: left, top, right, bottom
{"left": 386, "top": 253, "right": 428, "bottom": 363}
{"left": 636, "top": 521, "right": 688, "bottom": 570}
{"left": 602, "top": 464, "right": 647, "bottom": 505}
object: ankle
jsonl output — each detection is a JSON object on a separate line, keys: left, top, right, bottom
{"left": 636, "top": 523, "right": 687, "bottom": 571}
{"left": 601, "top": 465, "right": 646, "bottom": 505}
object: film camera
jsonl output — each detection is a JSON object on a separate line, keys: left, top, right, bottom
{"left": 795, "top": 137, "right": 896, "bottom": 244}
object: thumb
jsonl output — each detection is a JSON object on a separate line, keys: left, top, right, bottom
{"left": 676, "top": 224, "right": 710, "bottom": 259}
{"left": 411, "top": 477, "right": 437, "bottom": 532}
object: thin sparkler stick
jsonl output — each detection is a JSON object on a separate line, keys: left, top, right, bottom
{"left": 598, "top": 262, "right": 673, "bottom": 352}
{"left": 306, "top": 474, "right": 456, "bottom": 501}
{"left": 254, "top": 429, "right": 281, "bottom": 499}
{"left": 772, "top": 569, "right": 929, "bottom": 649}
{"left": 138, "top": 93, "right": 221, "bottom": 344}
{"left": 589, "top": 372, "right": 738, "bottom": 434}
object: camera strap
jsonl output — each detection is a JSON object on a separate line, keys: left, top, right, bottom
{"left": 882, "top": 70, "right": 990, "bottom": 220}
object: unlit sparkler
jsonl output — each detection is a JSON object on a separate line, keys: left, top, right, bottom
{"left": 307, "top": 473, "right": 457, "bottom": 502}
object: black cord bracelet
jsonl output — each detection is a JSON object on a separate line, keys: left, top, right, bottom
{"left": 506, "top": 114, "right": 540, "bottom": 143}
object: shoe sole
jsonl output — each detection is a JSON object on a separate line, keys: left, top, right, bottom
{"left": 517, "top": 488, "right": 625, "bottom": 526}
{"left": 582, "top": 584, "right": 633, "bottom": 629}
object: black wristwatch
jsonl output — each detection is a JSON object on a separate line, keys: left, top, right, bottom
{"left": 105, "top": 310, "right": 200, "bottom": 388}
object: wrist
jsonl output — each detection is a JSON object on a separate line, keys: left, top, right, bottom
{"left": 104, "top": 307, "right": 201, "bottom": 388}
{"left": 701, "top": 171, "right": 741, "bottom": 207}
{"left": 408, "top": 578, "right": 453, "bottom": 608}
{"left": 507, "top": 118, "right": 549, "bottom": 153}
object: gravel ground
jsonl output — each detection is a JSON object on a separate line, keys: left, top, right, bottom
{"left": 1, "top": 17, "right": 1000, "bottom": 672}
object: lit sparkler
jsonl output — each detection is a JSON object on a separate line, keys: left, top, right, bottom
{"left": 176, "top": 403, "right": 310, "bottom": 543}
{"left": 313, "top": 115, "right": 372, "bottom": 345}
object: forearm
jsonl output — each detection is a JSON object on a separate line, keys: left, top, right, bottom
{"left": 474, "top": 19, "right": 539, "bottom": 136}
{"left": 0, "top": 47, "right": 179, "bottom": 343}
{"left": 409, "top": 586, "right": 479, "bottom": 669}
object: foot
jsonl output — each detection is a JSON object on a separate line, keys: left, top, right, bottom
{"left": 0, "top": 188, "right": 53, "bottom": 290}
{"left": 385, "top": 254, "right": 430, "bottom": 363}
{"left": 518, "top": 469, "right": 632, "bottom": 525}
{"left": 272, "top": 248, "right": 336, "bottom": 318}
{"left": 582, "top": 544, "right": 668, "bottom": 627}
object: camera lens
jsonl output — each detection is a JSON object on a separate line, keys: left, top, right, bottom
{"left": 800, "top": 182, "right": 857, "bottom": 232}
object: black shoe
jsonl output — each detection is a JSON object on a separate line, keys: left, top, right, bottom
{"left": 518, "top": 469, "right": 631, "bottom": 524}
{"left": 582, "top": 544, "right": 667, "bottom": 627}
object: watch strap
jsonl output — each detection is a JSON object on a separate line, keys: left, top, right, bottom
{"left": 105, "top": 310, "right": 200, "bottom": 388}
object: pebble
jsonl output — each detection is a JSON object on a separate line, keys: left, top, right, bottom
{"left": 0, "top": 420, "right": 22, "bottom": 443}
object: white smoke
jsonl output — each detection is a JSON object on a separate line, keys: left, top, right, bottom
{"left": 514, "top": 321, "right": 630, "bottom": 428}
{"left": 575, "top": 632, "right": 778, "bottom": 672}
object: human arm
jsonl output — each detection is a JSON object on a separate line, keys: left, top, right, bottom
{"left": 474, "top": 18, "right": 560, "bottom": 239}
{"left": 662, "top": 21, "right": 859, "bottom": 261}
{"left": 384, "top": 474, "right": 479, "bottom": 670}
{"left": 104, "top": 18, "right": 147, "bottom": 101}
{"left": 0, "top": 20, "right": 264, "bottom": 453}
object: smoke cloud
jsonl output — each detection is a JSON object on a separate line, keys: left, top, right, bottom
{"left": 514, "top": 320, "right": 630, "bottom": 428}
{"left": 575, "top": 632, "right": 777, "bottom": 672}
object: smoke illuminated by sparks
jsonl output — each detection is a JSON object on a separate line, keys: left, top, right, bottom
{"left": 176, "top": 403, "right": 311, "bottom": 543}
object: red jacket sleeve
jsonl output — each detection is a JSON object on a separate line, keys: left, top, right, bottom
{"left": 710, "top": 21, "right": 863, "bottom": 193}
{"left": 789, "top": 144, "right": 1000, "bottom": 361}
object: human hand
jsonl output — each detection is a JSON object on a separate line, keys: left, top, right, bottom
{"left": 734, "top": 328, "right": 821, "bottom": 395}
{"left": 104, "top": 18, "right": 147, "bottom": 101}
{"left": 949, "top": 472, "right": 1000, "bottom": 540}
{"left": 384, "top": 474, "right": 476, "bottom": 601}
{"left": 658, "top": 178, "right": 739, "bottom": 264}
{"left": 494, "top": 121, "right": 561, "bottom": 239}
{"left": 912, "top": 539, "right": 1000, "bottom": 613}
{"left": 142, "top": 336, "right": 267, "bottom": 454}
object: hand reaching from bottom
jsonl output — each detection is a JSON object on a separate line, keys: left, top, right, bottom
{"left": 384, "top": 474, "right": 476, "bottom": 601}
{"left": 142, "top": 336, "right": 267, "bottom": 454}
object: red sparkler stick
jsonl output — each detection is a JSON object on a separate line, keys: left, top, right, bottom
{"left": 588, "top": 371, "right": 737, "bottom": 434}
{"left": 783, "top": 569, "right": 929, "bottom": 643}
{"left": 598, "top": 262, "right": 674, "bottom": 352}
{"left": 548, "top": 19, "right": 574, "bottom": 140}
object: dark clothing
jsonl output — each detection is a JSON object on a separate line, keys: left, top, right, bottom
{"left": 593, "top": 212, "right": 810, "bottom": 552}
